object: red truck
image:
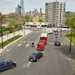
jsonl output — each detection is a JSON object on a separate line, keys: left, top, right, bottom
{"left": 40, "top": 33, "right": 48, "bottom": 45}
{"left": 40, "top": 37, "right": 48, "bottom": 45}
{"left": 36, "top": 33, "right": 48, "bottom": 52}
{"left": 36, "top": 41, "right": 45, "bottom": 51}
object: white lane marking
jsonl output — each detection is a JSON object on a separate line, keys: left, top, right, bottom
{"left": 23, "top": 62, "right": 32, "bottom": 68}
{"left": 17, "top": 44, "right": 22, "bottom": 47}
{"left": 26, "top": 62, "right": 32, "bottom": 68}
{"left": 25, "top": 44, "right": 30, "bottom": 47}
{"left": 61, "top": 43, "right": 63, "bottom": 45}
{"left": 6, "top": 49, "right": 9, "bottom": 52}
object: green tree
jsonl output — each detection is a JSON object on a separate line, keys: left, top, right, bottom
{"left": 8, "top": 19, "right": 17, "bottom": 33}
{"left": 65, "top": 13, "right": 75, "bottom": 53}
{"left": 25, "top": 15, "right": 30, "bottom": 22}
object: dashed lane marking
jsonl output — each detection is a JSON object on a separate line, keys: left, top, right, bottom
{"left": 26, "top": 62, "right": 32, "bottom": 68}
{"left": 25, "top": 44, "right": 30, "bottom": 47}
{"left": 17, "top": 44, "right": 22, "bottom": 47}
{"left": 6, "top": 49, "right": 9, "bottom": 52}
{"left": 23, "top": 62, "right": 32, "bottom": 68}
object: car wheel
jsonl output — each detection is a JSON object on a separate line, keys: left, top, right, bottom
{"left": 34, "top": 59, "right": 37, "bottom": 62}
{"left": 29, "top": 58, "right": 33, "bottom": 62}
{"left": 12, "top": 63, "right": 16, "bottom": 68}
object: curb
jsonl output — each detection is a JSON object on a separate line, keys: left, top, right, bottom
{"left": 0, "top": 30, "right": 32, "bottom": 55}
{"left": 4, "top": 35, "right": 23, "bottom": 49}
{"left": 0, "top": 36, "right": 23, "bottom": 56}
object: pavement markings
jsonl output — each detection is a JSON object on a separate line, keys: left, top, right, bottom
{"left": 6, "top": 49, "right": 9, "bottom": 52}
{"left": 26, "top": 62, "right": 32, "bottom": 68}
{"left": 25, "top": 44, "right": 30, "bottom": 47}
{"left": 17, "top": 43, "right": 22, "bottom": 47}
{"left": 61, "top": 43, "right": 63, "bottom": 45}
{"left": 23, "top": 62, "right": 32, "bottom": 68}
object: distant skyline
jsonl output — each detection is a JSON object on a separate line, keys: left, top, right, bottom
{"left": 0, "top": 0, "right": 75, "bottom": 14}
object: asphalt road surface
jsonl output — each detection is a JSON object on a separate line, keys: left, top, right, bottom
{"left": 0, "top": 30, "right": 74, "bottom": 75}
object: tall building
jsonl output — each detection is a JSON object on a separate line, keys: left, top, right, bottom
{"left": 20, "top": 0, "right": 25, "bottom": 16}
{"left": 15, "top": 4, "right": 21, "bottom": 16}
{"left": 45, "top": 1, "right": 65, "bottom": 27}
{"left": 39, "top": 8, "right": 42, "bottom": 17}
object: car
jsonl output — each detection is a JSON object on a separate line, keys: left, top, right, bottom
{"left": 45, "top": 28, "right": 53, "bottom": 34}
{"left": 0, "top": 59, "right": 16, "bottom": 72}
{"left": 54, "top": 41, "right": 61, "bottom": 46}
{"left": 29, "top": 52, "right": 43, "bottom": 62}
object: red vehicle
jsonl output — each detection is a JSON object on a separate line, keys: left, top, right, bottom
{"left": 40, "top": 37, "right": 48, "bottom": 45}
{"left": 40, "top": 33, "right": 48, "bottom": 45}
{"left": 36, "top": 41, "right": 45, "bottom": 51}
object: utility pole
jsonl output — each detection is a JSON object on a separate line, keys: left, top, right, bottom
{"left": 69, "top": 29, "right": 72, "bottom": 53}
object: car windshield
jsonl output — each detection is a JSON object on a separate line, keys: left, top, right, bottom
{"left": 0, "top": 59, "right": 6, "bottom": 65}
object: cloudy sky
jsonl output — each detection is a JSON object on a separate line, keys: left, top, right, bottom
{"left": 0, "top": 0, "right": 75, "bottom": 14}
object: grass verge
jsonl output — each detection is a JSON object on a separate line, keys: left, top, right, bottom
{"left": 0, "top": 35, "right": 22, "bottom": 48}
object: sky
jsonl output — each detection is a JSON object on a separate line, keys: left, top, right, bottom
{"left": 0, "top": 0, "right": 75, "bottom": 14}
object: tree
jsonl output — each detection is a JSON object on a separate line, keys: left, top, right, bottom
{"left": 8, "top": 19, "right": 17, "bottom": 33}
{"left": 25, "top": 15, "right": 30, "bottom": 22}
{"left": 65, "top": 13, "right": 75, "bottom": 53}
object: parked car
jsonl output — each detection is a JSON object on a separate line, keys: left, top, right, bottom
{"left": 54, "top": 41, "right": 61, "bottom": 46}
{"left": 0, "top": 59, "right": 16, "bottom": 72}
{"left": 29, "top": 52, "right": 43, "bottom": 62}
{"left": 45, "top": 28, "right": 53, "bottom": 34}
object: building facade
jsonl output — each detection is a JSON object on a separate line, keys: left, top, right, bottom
{"left": 45, "top": 2, "right": 65, "bottom": 27}
{"left": 20, "top": 0, "right": 25, "bottom": 16}
{"left": 15, "top": 4, "right": 21, "bottom": 16}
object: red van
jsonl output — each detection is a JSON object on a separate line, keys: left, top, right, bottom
{"left": 36, "top": 41, "right": 45, "bottom": 51}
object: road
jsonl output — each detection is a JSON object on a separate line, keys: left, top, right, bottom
{"left": 0, "top": 30, "right": 74, "bottom": 75}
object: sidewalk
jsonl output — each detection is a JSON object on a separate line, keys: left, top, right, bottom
{"left": 0, "top": 29, "right": 31, "bottom": 43}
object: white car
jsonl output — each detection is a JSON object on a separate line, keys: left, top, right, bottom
{"left": 45, "top": 28, "right": 53, "bottom": 34}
